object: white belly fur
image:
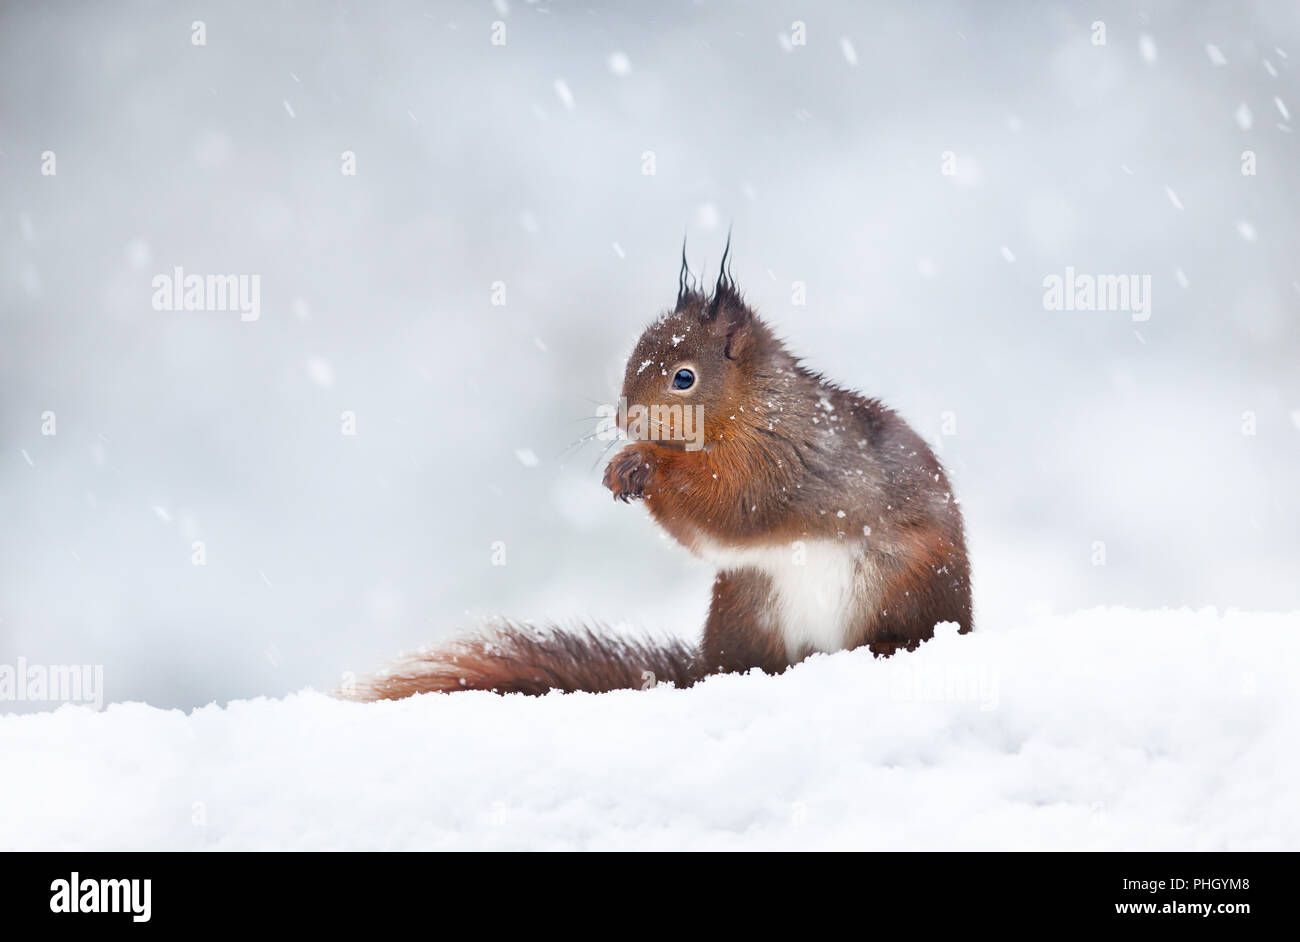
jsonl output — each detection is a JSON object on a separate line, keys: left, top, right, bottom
{"left": 692, "top": 536, "right": 869, "bottom": 659}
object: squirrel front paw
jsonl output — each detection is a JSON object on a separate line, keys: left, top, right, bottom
{"left": 603, "top": 444, "right": 656, "bottom": 502}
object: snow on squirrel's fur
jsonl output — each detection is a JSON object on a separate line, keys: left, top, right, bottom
{"left": 2, "top": 608, "right": 1296, "bottom": 850}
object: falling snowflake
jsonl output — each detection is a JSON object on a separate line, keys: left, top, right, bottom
{"left": 1138, "top": 34, "right": 1158, "bottom": 65}
{"left": 306, "top": 357, "right": 335, "bottom": 388}
{"left": 553, "top": 79, "right": 575, "bottom": 112}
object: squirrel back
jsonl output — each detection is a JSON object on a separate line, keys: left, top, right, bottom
{"left": 355, "top": 249, "right": 971, "bottom": 700}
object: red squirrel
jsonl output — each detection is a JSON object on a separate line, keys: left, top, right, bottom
{"left": 356, "top": 246, "right": 971, "bottom": 699}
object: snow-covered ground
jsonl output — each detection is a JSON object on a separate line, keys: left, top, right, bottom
{"left": 2, "top": 607, "right": 1296, "bottom": 851}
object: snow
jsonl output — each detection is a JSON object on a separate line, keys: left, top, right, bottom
{"left": 304, "top": 356, "right": 335, "bottom": 388}
{"left": 553, "top": 79, "right": 575, "bottom": 113}
{"left": 1138, "top": 34, "right": 1158, "bottom": 66}
{"left": 3, "top": 608, "right": 1296, "bottom": 851}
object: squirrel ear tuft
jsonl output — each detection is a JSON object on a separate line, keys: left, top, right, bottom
{"left": 696, "top": 230, "right": 753, "bottom": 358}
{"left": 708, "top": 282, "right": 748, "bottom": 325}
{"left": 703, "top": 228, "right": 741, "bottom": 320}
{"left": 675, "top": 235, "right": 705, "bottom": 311}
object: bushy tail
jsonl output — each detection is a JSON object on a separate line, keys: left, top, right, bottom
{"left": 352, "top": 620, "right": 700, "bottom": 700}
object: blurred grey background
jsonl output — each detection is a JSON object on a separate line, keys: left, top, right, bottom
{"left": 1, "top": 0, "right": 1297, "bottom": 710}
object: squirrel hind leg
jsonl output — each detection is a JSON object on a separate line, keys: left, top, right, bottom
{"left": 700, "top": 569, "right": 792, "bottom": 676}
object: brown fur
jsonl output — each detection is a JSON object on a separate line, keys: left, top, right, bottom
{"left": 605, "top": 271, "right": 971, "bottom": 666}
{"left": 358, "top": 621, "right": 698, "bottom": 699}
{"left": 352, "top": 252, "right": 972, "bottom": 700}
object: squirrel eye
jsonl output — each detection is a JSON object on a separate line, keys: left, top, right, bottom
{"left": 672, "top": 368, "right": 695, "bottom": 390}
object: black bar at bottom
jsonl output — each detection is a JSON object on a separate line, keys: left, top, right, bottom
{"left": 1, "top": 851, "right": 1285, "bottom": 929}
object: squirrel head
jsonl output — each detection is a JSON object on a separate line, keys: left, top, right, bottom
{"left": 616, "top": 244, "right": 778, "bottom": 451}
